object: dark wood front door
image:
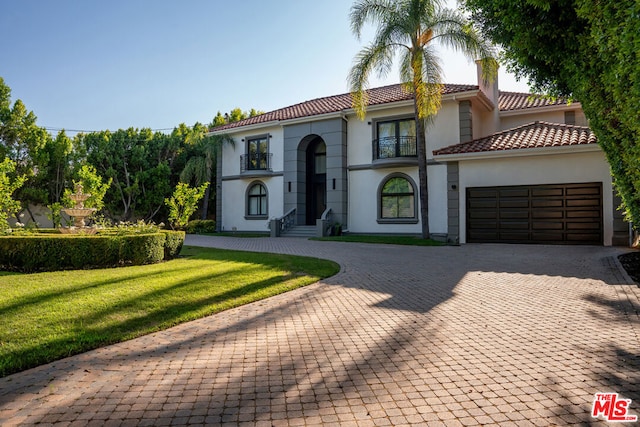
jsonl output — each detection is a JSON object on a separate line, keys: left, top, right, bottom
{"left": 466, "top": 183, "right": 603, "bottom": 245}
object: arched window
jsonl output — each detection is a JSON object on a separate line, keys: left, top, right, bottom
{"left": 246, "top": 182, "right": 267, "bottom": 218}
{"left": 378, "top": 174, "right": 418, "bottom": 223}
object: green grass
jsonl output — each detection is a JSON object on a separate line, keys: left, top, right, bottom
{"left": 312, "top": 234, "right": 444, "bottom": 246}
{"left": 0, "top": 246, "right": 339, "bottom": 377}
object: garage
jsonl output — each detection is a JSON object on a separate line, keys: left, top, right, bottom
{"left": 466, "top": 182, "right": 603, "bottom": 245}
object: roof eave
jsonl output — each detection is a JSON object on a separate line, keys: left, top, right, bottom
{"left": 207, "top": 120, "right": 281, "bottom": 136}
{"left": 500, "top": 102, "right": 582, "bottom": 117}
{"left": 279, "top": 111, "right": 347, "bottom": 126}
{"left": 433, "top": 143, "right": 601, "bottom": 162}
{"left": 450, "top": 89, "right": 495, "bottom": 111}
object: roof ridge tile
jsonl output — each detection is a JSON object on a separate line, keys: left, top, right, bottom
{"left": 210, "top": 84, "right": 573, "bottom": 133}
{"left": 211, "top": 83, "right": 479, "bottom": 132}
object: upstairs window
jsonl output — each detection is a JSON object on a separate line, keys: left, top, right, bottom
{"left": 247, "top": 136, "right": 268, "bottom": 170}
{"left": 375, "top": 118, "right": 417, "bottom": 159}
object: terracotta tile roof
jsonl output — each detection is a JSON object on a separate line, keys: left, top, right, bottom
{"left": 498, "top": 91, "right": 569, "bottom": 111}
{"left": 433, "top": 121, "right": 596, "bottom": 156}
{"left": 211, "top": 83, "right": 478, "bottom": 132}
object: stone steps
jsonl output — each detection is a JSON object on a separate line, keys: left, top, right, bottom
{"left": 282, "top": 225, "right": 316, "bottom": 238}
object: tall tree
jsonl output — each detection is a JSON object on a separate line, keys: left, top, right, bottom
{"left": 0, "top": 77, "right": 59, "bottom": 221}
{"left": 0, "top": 78, "right": 49, "bottom": 178}
{"left": 0, "top": 158, "right": 27, "bottom": 231}
{"left": 40, "top": 130, "right": 75, "bottom": 204}
{"left": 180, "top": 123, "right": 234, "bottom": 219}
{"left": 349, "top": 0, "right": 496, "bottom": 238}
{"left": 210, "top": 108, "right": 264, "bottom": 128}
{"left": 462, "top": 0, "right": 640, "bottom": 227}
{"left": 80, "top": 127, "right": 176, "bottom": 221}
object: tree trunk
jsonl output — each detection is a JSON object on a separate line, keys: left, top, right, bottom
{"left": 413, "top": 97, "right": 430, "bottom": 239}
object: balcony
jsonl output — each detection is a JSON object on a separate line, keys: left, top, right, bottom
{"left": 372, "top": 136, "right": 418, "bottom": 167}
{"left": 241, "top": 153, "right": 273, "bottom": 174}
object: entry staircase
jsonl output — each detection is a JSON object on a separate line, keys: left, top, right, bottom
{"left": 271, "top": 207, "right": 333, "bottom": 238}
{"left": 281, "top": 225, "right": 316, "bottom": 238}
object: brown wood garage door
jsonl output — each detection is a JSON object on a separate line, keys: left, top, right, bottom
{"left": 467, "top": 183, "right": 603, "bottom": 245}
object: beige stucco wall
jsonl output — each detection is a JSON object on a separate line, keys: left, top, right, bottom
{"left": 471, "top": 101, "right": 500, "bottom": 140}
{"left": 346, "top": 105, "right": 416, "bottom": 166}
{"left": 500, "top": 111, "right": 565, "bottom": 130}
{"left": 347, "top": 163, "right": 448, "bottom": 235}
{"left": 348, "top": 167, "right": 420, "bottom": 234}
{"left": 219, "top": 125, "right": 285, "bottom": 232}
{"left": 426, "top": 102, "right": 460, "bottom": 158}
{"left": 221, "top": 126, "right": 283, "bottom": 177}
{"left": 220, "top": 176, "right": 284, "bottom": 232}
{"left": 500, "top": 108, "right": 587, "bottom": 131}
{"left": 346, "top": 101, "right": 461, "bottom": 166}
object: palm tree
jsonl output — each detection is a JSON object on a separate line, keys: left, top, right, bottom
{"left": 349, "top": 0, "right": 497, "bottom": 238}
{"left": 180, "top": 125, "right": 234, "bottom": 220}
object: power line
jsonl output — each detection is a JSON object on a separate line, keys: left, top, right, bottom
{"left": 42, "top": 126, "right": 190, "bottom": 135}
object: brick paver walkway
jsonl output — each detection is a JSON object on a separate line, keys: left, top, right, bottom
{"left": 1, "top": 236, "right": 639, "bottom": 426}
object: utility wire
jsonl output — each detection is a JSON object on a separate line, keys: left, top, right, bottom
{"left": 42, "top": 126, "right": 191, "bottom": 135}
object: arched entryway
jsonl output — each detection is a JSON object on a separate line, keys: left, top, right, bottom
{"left": 305, "top": 137, "right": 326, "bottom": 225}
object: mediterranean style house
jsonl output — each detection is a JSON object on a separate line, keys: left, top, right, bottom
{"left": 210, "top": 64, "right": 628, "bottom": 246}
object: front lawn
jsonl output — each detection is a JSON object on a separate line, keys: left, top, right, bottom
{"left": 312, "top": 234, "right": 444, "bottom": 246}
{"left": 0, "top": 246, "right": 339, "bottom": 377}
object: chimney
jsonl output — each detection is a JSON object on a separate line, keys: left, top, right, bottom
{"left": 476, "top": 59, "right": 500, "bottom": 132}
{"left": 476, "top": 59, "right": 499, "bottom": 108}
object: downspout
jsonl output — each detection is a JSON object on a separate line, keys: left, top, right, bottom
{"left": 341, "top": 112, "right": 350, "bottom": 231}
{"left": 215, "top": 144, "right": 223, "bottom": 232}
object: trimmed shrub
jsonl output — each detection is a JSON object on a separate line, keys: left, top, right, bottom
{"left": 0, "top": 231, "right": 185, "bottom": 273}
{"left": 185, "top": 219, "right": 216, "bottom": 234}
{"left": 161, "top": 230, "right": 185, "bottom": 260}
{"left": 116, "top": 233, "right": 165, "bottom": 266}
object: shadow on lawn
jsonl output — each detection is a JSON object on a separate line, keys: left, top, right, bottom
{"left": 0, "top": 249, "right": 329, "bottom": 378}
{"left": 0, "top": 263, "right": 198, "bottom": 317}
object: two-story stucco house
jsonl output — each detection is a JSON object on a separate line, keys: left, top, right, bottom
{"left": 210, "top": 65, "right": 629, "bottom": 246}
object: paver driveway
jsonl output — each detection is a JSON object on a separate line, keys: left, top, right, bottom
{"left": 1, "top": 236, "right": 639, "bottom": 426}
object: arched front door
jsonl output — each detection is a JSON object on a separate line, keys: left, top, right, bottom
{"left": 306, "top": 138, "right": 326, "bottom": 225}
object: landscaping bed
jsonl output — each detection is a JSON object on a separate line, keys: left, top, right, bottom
{"left": 618, "top": 251, "right": 640, "bottom": 284}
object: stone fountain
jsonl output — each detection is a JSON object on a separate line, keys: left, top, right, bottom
{"left": 60, "top": 183, "right": 97, "bottom": 234}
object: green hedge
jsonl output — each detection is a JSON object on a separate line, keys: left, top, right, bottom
{"left": 161, "top": 230, "right": 185, "bottom": 260}
{"left": 0, "top": 231, "right": 185, "bottom": 273}
{"left": 185, "top": 219, "right": 217, "bottom": 234}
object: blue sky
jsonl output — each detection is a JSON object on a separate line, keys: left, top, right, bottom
{"left": 0, "top": 1, "right": 530, "bottom": 133}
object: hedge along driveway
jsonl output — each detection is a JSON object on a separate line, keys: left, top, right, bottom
{"left": 0, "top": 246, "right": 339, "bottom": 377}
{"left": 0, "top": 231, "right": 185, "bottom": 272}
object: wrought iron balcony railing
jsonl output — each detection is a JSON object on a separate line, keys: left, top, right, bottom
{"left": 373, "top": 136, "right": 417, "bottom": 160}
{"left": 240, "top": 152, "right": 273, "bottom": 173}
